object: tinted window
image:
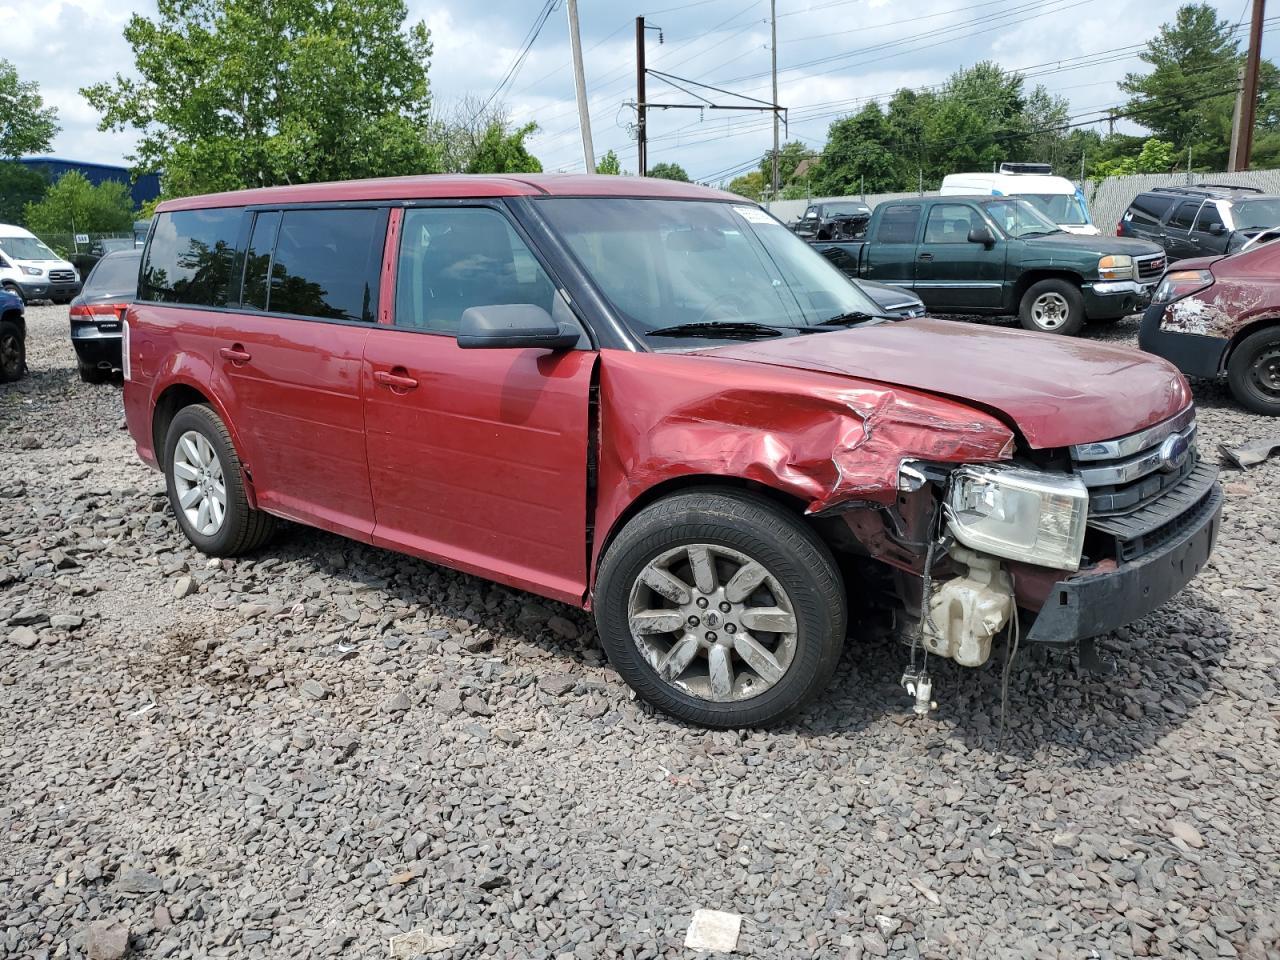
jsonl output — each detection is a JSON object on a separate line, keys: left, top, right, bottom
{"left": 876, "top": 204, "right": 921, "bottom": 244}
{"left": 141, "top": 208, "right": 242, "bottom": 306}
{"left": 84, "top": 252, "right": 142, "bottom": 297}
{"left": 1194, "top": 203, "right": 1224, "bottom": 233}
{"left": 923, "top": 204, "right": 978, "bottom": 243}
{"left": 242, "top": 211, "right": 280, "bottom": 311}
{"left": 1167, "top": 201, "right": 1200, "bottom": 230}
{"left": 395, "top": 207, "right": 556, "bottom": 335}
{"left": 268, "top": 209, "right": 381, "bottom": 322}
{"left": 1130, "top": 193, "right": 1175, "bottom": 223}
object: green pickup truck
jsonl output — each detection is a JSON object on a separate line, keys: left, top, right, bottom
{"left": 811, "top": 195, "right": 1167, "bottom": 336}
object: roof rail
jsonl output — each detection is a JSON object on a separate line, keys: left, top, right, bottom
{"left": 1150, "top": 184, "right": 1265, "bottom": 198}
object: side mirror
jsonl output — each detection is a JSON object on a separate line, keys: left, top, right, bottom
{"left": 967, "top": 225, "right": 996, "bottom": 247}
{"left": 1208, "top": 222, "right": 1226, "bottom": 235}
{"left": 457, "top": 303, "right": 580, "bottom": 351}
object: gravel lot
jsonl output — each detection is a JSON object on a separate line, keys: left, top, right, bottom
{"left": 2, "top": 304, "right": 1279, "bottom": 960}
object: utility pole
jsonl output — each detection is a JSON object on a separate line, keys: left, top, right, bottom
{"left": 636, "top": 16, "right": 647, "bottom": 176}
{"left": 770, "top": 0, "right": 779, "bottom": 204}
{"left": 1229, "top": 67, "right": 1247, "bottom": 171}
{"left": 566, "top": 0, "right": 595, "bottom": 173}
{"left": 1229, "top": 0, "right": 1266, "bottom": 171}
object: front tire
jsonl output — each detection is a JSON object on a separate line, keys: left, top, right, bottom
{"left": 1019, "top": 278, "right": 1085, "bottom": 336}
{"left": 0, "top": 320, "right": 25, "bottom": 382}
{"left": 595, "top": 489, "right": 846, "bottom": 728}
{"left": 163, "top": 404, "right": 276, "bottom": 556}
{"left": 1227, "top": 327, "right": 1280, "bottom": 416}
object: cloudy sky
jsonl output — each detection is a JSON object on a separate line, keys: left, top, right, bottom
{"left": 1, "top": 0, "right": 1272, "bottom": 184}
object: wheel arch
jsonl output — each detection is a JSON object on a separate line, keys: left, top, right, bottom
{"left": 1013, "top": 269, "right": 1084, "bottom": 306}
{"left": 152, "top": 381, "right": 262, "bottom": 509}
{"left": 1223, "top": 314, "right": 1280, "bottom": 370}
{"left": 589, "top": 474, "right": 812, "bottom": 598}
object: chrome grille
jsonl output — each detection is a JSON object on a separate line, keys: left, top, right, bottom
{"left": 49, "top": 269, "right": 76, "bottom": 283}
{"left": 1136, "top": 254, "right": 1166, "bottom": 282}
{"left": 1072, "top": 407, "right": 1207, "bottom": 559}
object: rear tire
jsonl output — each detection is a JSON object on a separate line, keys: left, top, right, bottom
{"left": 1019, "top": 278, "right": 1085, "bottom": 336}
{"left": 163, "top": 404, "right": 276, "bottom": 556}
{"left": 0, "top": 320, "right": 25, "bottom": 382}
{"left": 78, "top": 360, "right": 109, "bottom": 384}
{"left": 594, "top": 488, "right": 846, "bottom": 728}
{"left": 1227, "top": 327, "right": 1280, "bottom": 416}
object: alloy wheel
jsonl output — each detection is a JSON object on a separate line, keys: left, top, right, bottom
{"left": 172, "top": 430, "right": 227, "bottom": 536}
{"left": 626, "top": 543, "right": 798, "bottom": 702}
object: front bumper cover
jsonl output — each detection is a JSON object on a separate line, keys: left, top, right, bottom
{"left": 16, "top": 279, "right": 81, "bottom": 301}
{"left": 1082, "top": 280, "right": 1154, "bottom": 319}
{"left": 1024, "top": 481, "right": 1223, "bottom": 643}
{"left": 1137, "top": 301, "right": 1230, "bottom": 379}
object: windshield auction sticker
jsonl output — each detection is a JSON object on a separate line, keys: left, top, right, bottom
{"left": 733, "top": 205, "right": 780, "bottom": 226}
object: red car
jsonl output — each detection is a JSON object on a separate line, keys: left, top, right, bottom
{"left": 123, "top": 175, "right": 1221, "bottom": 727}
{"left": 1140, "top": 239, "right": 1280, "bottom": 415}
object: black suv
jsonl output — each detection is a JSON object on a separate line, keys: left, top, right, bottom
{"left": 1118, "top": 184, "right": 1280, "bottom": 260}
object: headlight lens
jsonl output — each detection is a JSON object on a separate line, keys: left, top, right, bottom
{"left": 1097, "top": 254, "right": 1135, "bottom": 281}
{"left": 947, "top": 465, "right": 1088, "bottom": 570}
{"left": 1153, "top": 269, "right": 1214, "bottom": 303}
{"left": 20, "top": 265, "right": 42, "bottom": 276}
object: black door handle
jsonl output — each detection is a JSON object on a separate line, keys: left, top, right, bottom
{"left": 917, "top": 252, "right": 934, "bottom": 261}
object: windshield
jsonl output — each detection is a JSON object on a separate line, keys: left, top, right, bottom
{"left": 1017, "top": 193, "right": 1090, "bottom": 225}
{"left": 1233, "top": 199, "right": 1280, "bottom": 230}
{"left": 85, "top": 252, "right": 141, "bottom": 296}
{"left": 534, "top": 198, "right": 883, "bottom": 341}
{"left": 0, "top": 235, "right": 58, "bottom": 260}
{"left": 983, "top": 199, "right": 1062, "bottom": 238}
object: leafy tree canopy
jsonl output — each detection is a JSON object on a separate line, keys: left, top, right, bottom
{"left": 0, "top": 162, "right": 50, "bottom": 225}
{"left": 0, "top": 59, "right": 59, "bottom": 159}
{"left": 83, "top": 0, "right": 437, "bottom": 196}
{"left": 596, "top": 149, "right": 622, "bottom": 175}
{"left": 23, "top": 171, "right": 134, "bottom": 238}
{"left": 647, "top": 162, "right": 689, "bottom": 182}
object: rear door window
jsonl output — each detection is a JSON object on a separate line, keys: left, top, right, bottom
{"left": 876, "top": 204, "right": 921, "bottom": 244}
{"left": 1167, "top": 201, "right": 1200, "bottom": 231}
{"left": 266, "top": 209, "right": 382, "bottom": 322}
{"left": 1129, "top": 194, "right": 1175, "bottom": 225}
{"left": 141, "top": 208, "right": 244, "bottom": 306}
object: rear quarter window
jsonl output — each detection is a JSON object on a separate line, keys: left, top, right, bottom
{"left": 85, "top": 254, "right": 142, "bottom": 297}
{"left": 141, "top": 209, "right": 244, "bottom": 306}
{"left": 1129, "top": 193, "right": 1175, "bottom": 225}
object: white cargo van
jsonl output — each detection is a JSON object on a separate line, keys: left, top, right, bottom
{"left": 940, "top": 163, "right": 1099, "bottom": 235}
{"left": 0, "top": 224, "right": 82, "bottom": 303}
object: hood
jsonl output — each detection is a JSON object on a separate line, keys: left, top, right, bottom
{"left": 1168, "top": 254, "right": 1229, "bottom": 272}
{"left": 704, "top": 318, "right": 1191, "bottom": 450}
{"left": 1024, "top": 232, "right": 1162, "bottom": 258}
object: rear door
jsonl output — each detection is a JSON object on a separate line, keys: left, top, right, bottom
{"left": 865, "top": 203, "right": 922, "bottom": 287}
{"left": 912, "top": 202, "right": 1004, "bottom": 310}
{"left": 1123, "top": 193, "right": 1174, "bottom": 245}
{"left": 214, "top": 206, "right": 385, "bottom": 540}
{"left": 1162, "top": 200, "right": 1202, "bottom": 261}
{"left": 361, "top": 203, "right": 595, "bottom": 604}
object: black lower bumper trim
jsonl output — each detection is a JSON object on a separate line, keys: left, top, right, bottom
{"left": 1025, "top": 482, "right": 1223, "bottom": 643}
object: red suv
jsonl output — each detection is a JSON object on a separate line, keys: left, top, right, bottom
{"left": 124, "top": 175, "right": 1221, "bottom": 727}
{"left": 1140, "top": 239, "right": 1280, "bottom": 415}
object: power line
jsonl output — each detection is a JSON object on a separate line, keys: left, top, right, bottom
{"left": 473, "top": 0, "right": 560, "bottom": 121}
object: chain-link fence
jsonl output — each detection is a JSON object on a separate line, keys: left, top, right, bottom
{"left": 766, "top": 168, "right": 1280, "bottom": 231}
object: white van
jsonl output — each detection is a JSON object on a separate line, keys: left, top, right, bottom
{"left": 940, "top": 163, "right": 1099, "bottom": 235}
{"left": 0, "top": 224, "right": 82, "bottom": 304}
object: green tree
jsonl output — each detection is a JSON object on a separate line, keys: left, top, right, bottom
{"left": 727, "top": 170, "right": 765, "bottom": 200}
{"left": 596, "top": 149, "right": 622, "bottom": 175}
{"left": 0, "top": 59, "right": 60, "bottom": 159}
{"left": 647, "top": 162, "right": 689, "bottom": 182}
{"left": 0, "top": 162, "right": 49, "bottom": 225}
{"left": 467, "top": 121, "right": 542, "bottom": 174}
{"left": 82, "top": 0, "right": 437, "bottom": 197}
{"left": 1119, "top": 4, "right": 1256, "bottom": 169}
{"left": 812, "top": 103, "right": 896, "bottom": 195}
{"left": 23, "top": 172, "right": 134, "bottom": 238}
{"left": 1092, "top": 138, "right": 1178, "bottom": 177}
{"left": 758, "top": 141, "right": 811, "bottom": 194}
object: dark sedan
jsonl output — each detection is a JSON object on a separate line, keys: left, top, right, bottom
{"left": 69, "top": 249, "right": 139, "bottom": 383}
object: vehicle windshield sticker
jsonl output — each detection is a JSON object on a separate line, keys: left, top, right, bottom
{"left": 734, "top": 206, "right": 779, "bottom": 226}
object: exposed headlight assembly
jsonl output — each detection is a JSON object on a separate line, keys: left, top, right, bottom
{"left": 946, "top": 465, "right": 1088, "bottom": 570}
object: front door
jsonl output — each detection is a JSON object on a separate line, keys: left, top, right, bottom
{"left": 362, "top": 204, "right": 596, "bottom": 604}
{"left": 912, "top": 202, "right": 1005, "bottom": 311}
{"left": 1162, "top": 200, "right": 1202, "bottom": 261}
{"left": 215, "top": 207, "right": 384, "bottom": 539}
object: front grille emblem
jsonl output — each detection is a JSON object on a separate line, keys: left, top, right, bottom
{"left": 1158, "top": 433, "right": 1190, "bottom": 472}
